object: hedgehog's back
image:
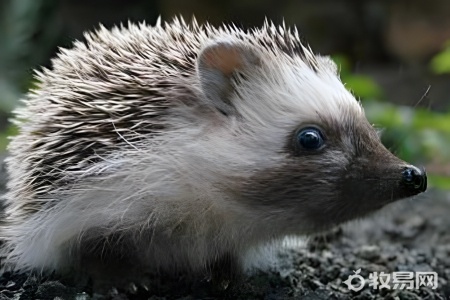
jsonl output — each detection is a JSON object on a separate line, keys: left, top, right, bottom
{"left": 4, "top": 20, "right": 209, "bottom": 218}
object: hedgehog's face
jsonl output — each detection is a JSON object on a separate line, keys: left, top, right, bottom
{"left": 241, "top": 114, "right": 427, "bottom": 233}
{"left": 196, "top": 40, "right": 427, "bottom": 234}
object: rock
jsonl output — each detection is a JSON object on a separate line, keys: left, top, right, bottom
{"left": 357, "top": 245, "right": 381, "bottom": 261}
{"left": 35, "top": 281, "right": 73, "bottom": 299}
{"left": 397, "top": 290, "right": 421, "bottom": 300}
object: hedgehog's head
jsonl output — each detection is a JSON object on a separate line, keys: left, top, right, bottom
{"left": 194, "top": 32, "right": 426, "bottom": 234}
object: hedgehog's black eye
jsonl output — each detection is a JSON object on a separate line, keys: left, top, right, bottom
{"left": 296, "top": 127, "right": 324, "bottom": 150}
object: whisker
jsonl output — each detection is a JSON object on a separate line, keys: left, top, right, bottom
{"left": 413, "top": 85, "right": 431, "bottom": 109}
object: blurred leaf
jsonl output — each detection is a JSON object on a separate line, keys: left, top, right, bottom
{"left": 332, "top": 54, "right": 383, "bottom": 100}
{"left": 363, "top": 100, "right": 410, "bottom": 128}
{"left": 413, "top": 109, "right": 450, "bottom": 133}
{"left": 331, "top": 54, "right": 352, "bottom": 76}
{"left": 429, "top": 41, "right": 450, "bottom": 74}
{"left": 344, "top": 75, "right": 383, "bottom": 100}
{"left": 428, "top": 175, "right": 450, "bottom": 190}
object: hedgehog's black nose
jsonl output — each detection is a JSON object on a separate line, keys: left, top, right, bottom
{"left": 402, "top": 167, "right": 427, "bottom": 193}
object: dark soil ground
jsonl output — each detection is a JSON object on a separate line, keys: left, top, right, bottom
{"left": 0, "top": 155, "right": 449, "bottom": 300}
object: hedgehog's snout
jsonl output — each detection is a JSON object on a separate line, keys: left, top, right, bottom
{"left": 401, "top": 166, "right": 427, "bottom": 193}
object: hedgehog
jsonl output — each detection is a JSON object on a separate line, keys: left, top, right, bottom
{"left": 1, "top": 17, "right": 427, "bottom": 282}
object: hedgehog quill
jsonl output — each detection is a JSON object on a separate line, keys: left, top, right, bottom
{"left": 1, "top": 17, "right": 426, "bottom": 282}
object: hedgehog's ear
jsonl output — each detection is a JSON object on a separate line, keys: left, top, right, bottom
{"left": 197, "top": 41, "right": 260, "bottom": 115}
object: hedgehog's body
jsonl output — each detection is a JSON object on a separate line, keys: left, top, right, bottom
{"left": 1, "top": 18, "right": 426, "bottom": 280}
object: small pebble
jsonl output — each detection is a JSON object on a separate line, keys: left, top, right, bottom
{"left": 357, "top": 245, "right": 380, "bottom": 261}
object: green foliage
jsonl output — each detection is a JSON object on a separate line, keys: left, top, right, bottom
{"left": 332, "top": 54, "right": 383, "bottom": 99}
{"left": 428, "top": 175, "right": 450, "bottom": 190}
{"left": 344, "top": 75, "right": 383, "bottom": 100}
{"left": 364, "top": 101, "right": 450, "bottom": 158}
{"left": 430, "top": 41, "right": 450, "bottom": 74}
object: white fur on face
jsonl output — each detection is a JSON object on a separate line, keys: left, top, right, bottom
{"left": 224, "top": 54, "right": 364, "bottom": 158}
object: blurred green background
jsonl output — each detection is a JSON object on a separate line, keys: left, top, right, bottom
{"left": 0, "top": 0, "right": 449, "bottom": 188}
